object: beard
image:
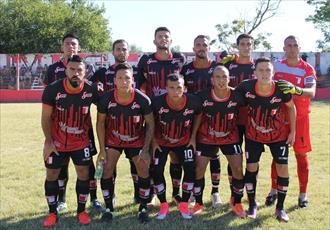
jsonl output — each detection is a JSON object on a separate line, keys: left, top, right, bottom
{"left": 114, "top": 57, "right": 126, "bottom": 63}
{"left": 157, "top": 44, "right": 169, "bottom": 50}
{"left": 69, "top": 77, "right": 80, "bottom": 88}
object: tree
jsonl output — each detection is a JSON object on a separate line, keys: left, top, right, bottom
{"left": 306, "top": 0, "right": 330, "bottom": 51}
{"left": 0, "top": 0, "right": 112, "bottom": 54}
{"left": 171, "top": 45, "right": 181, "bottom": 53}
{"left": 211, "top": 0, "right": 281, "bottom": 52}
{"left": 129, "top": 44, "right": 143, "bottom": 54}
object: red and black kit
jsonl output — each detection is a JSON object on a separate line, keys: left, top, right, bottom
{"left": 44, "top": 60, "right": 67, "bottom": 85}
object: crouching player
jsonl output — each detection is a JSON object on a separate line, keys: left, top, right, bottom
{"left": 152, "top": 73, "right": 202, "bottom": 220}
{"left": 192, "top": 66, "right": 246, "bottom": 217}
{"left": 237, "top": 57, "right": 296, "bottom": 221}
{"left": 96, "top": 63, "right": 155, "bottom": 223}
{"left": 42, "top": 55, "right": 98, "bottom": 227}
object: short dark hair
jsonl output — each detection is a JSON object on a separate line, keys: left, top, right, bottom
{"left": 62, "top": 33, "right": 79, "bottom": 42}
{"left": 284, "top": 35, "right": 299, "bottom": 45}
{"left": 115, "top": 63, "right": 133, "bottom": 77}
{"left": 236, "top": 33, "right": 254, "bottom": 45}
{"left": 67, "top": 55, "right": 84, "bottom": 64}
{"left": 193, "top": 35, "right": 209, "bottom": 44}
{"left": 154, "top": 27, "right": 171, "bottom": 38}
{"left": 254, "top": 57, "right": 272, "bottom": 69}
{"left": 166, "top": 73, "right": 184, "bottom": 85}
{"left": 112, "top": 39, "right": 128, "bottom": 51}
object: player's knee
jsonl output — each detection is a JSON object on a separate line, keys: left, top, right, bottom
{"left": 246, "top": 163, "right": 258, "bottom": 172}
{"left": 46, "top": 168, "right": 61, "bottom": 181}
{"left": 75, "top": 165, "right": 89, "bottom": 181}
{"left": 183, "top": 161, "right": 195, "bottom": 181}
{"left": 275, "top": 163, "right": 289, "bottom": 177}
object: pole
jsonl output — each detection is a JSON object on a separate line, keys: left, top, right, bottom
{"left": 16, "top": 54, "right": 20, "bottom": 90}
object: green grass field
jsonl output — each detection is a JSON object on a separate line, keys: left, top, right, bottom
{"left": 0, "top": 102, "right": 329, "bottom": 230}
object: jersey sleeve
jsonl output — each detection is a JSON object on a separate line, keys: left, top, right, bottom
{"left": 191, "top": 95, "right": 202, "bottom": 114}
{"left": 44, "top": 66, "right": 53, "bottom": 86}
{"left": 89, "top": 68, "right": 101, "bottom": 83}
{"left": 92, "top": 83, "right": 101, "bottom": 105}
{"left": 303, "top": 63, "right": 317, "bottom": 86}
{"left": 233, "top": 88, "right": 247, "bottom": 106}
{"left": 97, "top": 94, "right": 109, "bottom": 114}
{"left": 42, "top": 85, "right": 56, "bottom": 106}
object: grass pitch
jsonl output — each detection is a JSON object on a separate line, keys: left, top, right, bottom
{"left": 0, "top": 102, "right": 329, "bottom": 229}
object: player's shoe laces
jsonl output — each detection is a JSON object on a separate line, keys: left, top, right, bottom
{"left": 101, "top": 208, "right": 114, "bottom": 222}
{"left": 247, "top": 205, "right": 257, "bottom": 219}
{"left": 211, "top": 192, "right": 222, "bottom": 209}
{"left": 232, "top": 203, "right": 246, "bottom": 218}
{"left": 138, "top": 207, "right": 150, "bottom": 223}
{"left": 91, "top": 199, "right": 103, "bottom": 213}
{"left": 265, "top": 193, "right": 277, "bottom": 206}
{"left": 179, "top": 202, "right": 192, "bottom": 219}
{"left": 192, "top": 203, "right": 204, "bottom": 215}
{"left": 56, "top": 201, "right": 67, "bottom": 213}
{"left": 156, "top": 202, "right": 169, "bottom": 220}
{"left": 275, "top": 209, "right": 289, "bottom": 222}
{"left": 77, "top": 211, "right": 91, "bottom": 225}
{"left": 43, "top": 213, "right": 57, "bottom": 228}
{"left": 172, "top": 195, "right": 181, "bottom": 207}
{"left": 188, "top": 193, "right": 196, "bottom": 207}
{"left": 147, "top": 194, "right": 157, "bottom": 209}
{"left": 298, "top": 198, "right": 308, "bottom": 208}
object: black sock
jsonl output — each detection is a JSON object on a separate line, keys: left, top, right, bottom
{"left": 45, "top": 180, "right": 59, "bottom": 214}
{"left": 138, "top": 176, "right": 151, "bottom": 210}
{"left": 58, "top": 164, "right": 68, "bottom": 202}
{"left": 276, "top": 176, "right": 289, "bottom": 210}
{"left": 170, "top": 163, "right": 182, "bottom": 197}
{"left": 232, "top": 177, "right": 244, "bottom": 205}
{"left": 76, "top": 179, "right": 89, "bottom": 213}
{"left": 129, "top": 160, "right": 139, "bottom": 199}
{"left": 101, "top": 177, "right": 114, "bottom": 211}
{"left": 244, "top": 169, "right": 258, "bottom": 207}
{"left": 194, "top": 178, "right": 205, "bottom": 205}
{"left": 89, "top": 161, "right": 97, "bottom": 201}
{"left": 210, "top": 158, "right": 220, "bottom": 194}
{"left": 227, "top": 164, "right": 233, "bottom": 197}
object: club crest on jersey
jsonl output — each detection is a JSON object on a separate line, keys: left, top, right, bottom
{"left": 271, "top": 109, "right": 277, "bottom": 116}
{"left": 131, "top": 102, "right": 140, "bottom": 110}
{"left": 147, "top": 58, "right": 157, "bottom": 64}
{"left": 228, "top": 113, "right": 234, "bottom": 120}
{"left": 159, "top": 107, "right": 169, "bottom": 114}
{"left": 245, "top": 92, "right": 256, "bottom": 99}
{"left": 108, "top": 101, "right": 117, "bottom": 109}
{"left": 227, "top": 101, "right": 237, "bottom": 108}
{"left": 183, "top": 108, "right": 194, "bottom": 116}
{"left": 55, "top": 67, "right": 65, "bottom": 73}
{"left": 184, "top": 120, "right": 191, "bottom": 127}
{"left": 56, "top": 93, "right": 67, "bottom": 100}
{"left": 185, "top": 69, "right": 195, "bottom": 75}
{"left": 81, "top": 91, "right": 93, "bottom": 99}
{"left": 82, "top": 106, "right": 89, "bottom": 114}
{"left": 270, "top": 97, "right": 282, "bottom": 104}
{"left": 133, "top": 115, "right": 141, "bottom": 123}
{"left": 203, "top": 100, "right": 214, "bottom": 107}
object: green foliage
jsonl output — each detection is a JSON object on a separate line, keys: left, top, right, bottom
{"left": 0, "top": 0, "right": 112, "bottom": 54}
{"left": 129, "top": 44, "right": 143, "bottom": 54}
{"left": 171, "top": 45, "right": 181, "bottom": 53}
{"left": 306, "top": 0, "right": 330, "bottom": 51}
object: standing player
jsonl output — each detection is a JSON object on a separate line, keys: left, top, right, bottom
{"left": 42, "top": 55, "right": 97, "bottom": 227}
{"left": 237, "top": 57, "right": 296, "bottom": 221}
{"left": 44, "top": 33, "right": 102, "bottom": 212}
{"left": 192, "top": 66, "right": 246, "bottom": 217}
{"left": 91, "top": 39, "right": 143, "bottom": 203}
{"left": 221, "top": 33, "right": 256, "bottom": 205}
{"left": 266, "top": 35, "right": 317, "bottom": 208}
{"left": 137, "top": 27, "right": 186, "bottom": 205}
{"left": 96, "top": 63, "right": 154, "bottom": 223}
{"left": 181, "top": 35, "right": 222, "bottom": 208}
{"left": 152, "top": 73, "right": 201, "bottom": 220}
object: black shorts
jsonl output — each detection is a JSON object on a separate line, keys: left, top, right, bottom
{"left": 196, "top": 143, "right": 243, "bottom": 158}
{"left": 245, "top": 139, "right": 289, "bottom": 164}
{"left": 45, "top": 146, "right": 92, "bottom": 169}
{"left": 153, "top": 145, "right": 195, "bottom": 168}
{"left": 88, "top": 128, "right": 97, "bottom": 156}
{"left": 106, "top": 146, "right": 141, "bottom": 160}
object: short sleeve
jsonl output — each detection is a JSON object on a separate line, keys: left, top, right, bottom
{"left": 42, "top": 85, "right": 55, "bottom": 106}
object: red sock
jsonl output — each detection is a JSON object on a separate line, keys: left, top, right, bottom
{"left": 295, "top": 154, "right": 309, "bottom": 193}
{"left": 271, "top": 160, "right": 277, "bottom": 189}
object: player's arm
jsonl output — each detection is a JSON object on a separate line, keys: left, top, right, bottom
{"left": 278, "top": 78, "right": 316, "bottom": 98}
{"left": 284, "top": 100, "right": 296, "bottom": 147}
{"left": 96, "top": 112, "right": 107, "bottom": 163}
{"left": 41, "top": 104, "right": 58, "bottom": 160}
{"left": 300, "top": 80, "right": 316, "bottom": 98}
{"left": 188, "top": 113, "right": 202, "bottom": 151}
{"left": 140, "top": 112, "right": 155, "bottom": 162}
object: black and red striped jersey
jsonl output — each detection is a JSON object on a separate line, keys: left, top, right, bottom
{"left": 152, "top": 94, "right": 202, "bottom": 147}
{"left": 236, "top": 79, "right": 292, "bottom": 143}
{"left": 97, "top": 89, "right": 152, "bottom": 148}
{"left": 42, "top": 78, "right": 99, "bottom": 152}
{"left": 90, "top": 64, "right": 143, "bottom": 93}
{"left": 181, "top": 60, "right": 219, "bottom": 93}
{"left": 44, "top": 60, "right": 67, "bottom": 85}
{"left": 197, "top": 88, "right": 244, "bottom": 145}
{"left": 137, "top": 52, "right": 186, "bottom": 98}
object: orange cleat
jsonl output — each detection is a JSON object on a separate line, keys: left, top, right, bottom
{"left": 192, "top": 203, "right": 204, "bottom": 215}
{"left": 232, "top": 203, "right": 246, "bottom": 218}
{"left": 77, "top": 211, "right": 91, "bottom": 225}
{"left": 43, "top": 213, "right": 57, "bottom": 228}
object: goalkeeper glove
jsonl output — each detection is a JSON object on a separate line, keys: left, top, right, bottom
{"left": 278, "top": 80, "right": 303, "bottom": 96}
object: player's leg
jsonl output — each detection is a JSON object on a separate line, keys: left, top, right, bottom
{"left": 152, "top": 147, "right": 169, "bottom": 220}
{"left": 244, "top": 139, "right": 263, "bottom": 219}
{"left": 169, "top": 151, "right": 182, "bottom": 205}
{"left": 209, "top": 155, "right": 222, "bottom": 209}
{"left": 71, "top": 147, "right": 93, "bottom": 225}
{"left": 100, "top": 147, "right": 121, "bottom": 221}
{"left": 57, "top": 158, "right": 69, "bottom": 212}
{"left": 129, "top": 158, "right": 139, "bottom": 203}
{"left": 265, "top": 160, "right": 278, "bottom": 206}
{"left": 270, "top": 141, "right": 290, "bottom": 222}
{"left": 43, "top": 152, "right": 63, "bottom": 227}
